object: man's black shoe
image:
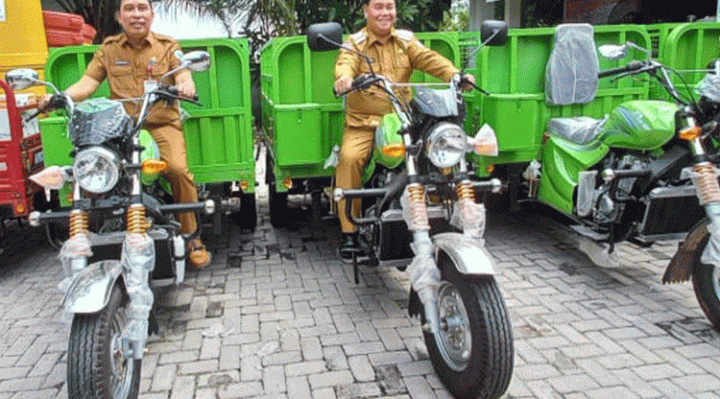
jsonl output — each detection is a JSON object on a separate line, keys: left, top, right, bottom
{"left": 339, "top": 232, "right": 366, "bottom": 261}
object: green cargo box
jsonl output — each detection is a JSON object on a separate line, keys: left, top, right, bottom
{"left": 260, "top": 31, "right": 460, "bottom": 192}
{"left": 39, "top": 38, "right": 254, "bottom": 191}
{"left": 660, "top": 22, "right": 720, "bottom": 97}
{"left": 468, "top": 24, "right": 651, "bottom": 176}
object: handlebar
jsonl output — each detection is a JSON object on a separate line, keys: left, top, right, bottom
{"left": 333, "top": 74, "right": 382, "bottom": 97}
{"left": 598, "top": 60, "right": 645, "bottom": 78}
{"left": 159, "top": 85, "right": 201, "bottom": 105}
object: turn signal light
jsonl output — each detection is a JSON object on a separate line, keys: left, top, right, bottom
{"left": 283, "top": 178, "right": 293, "bottom": 189}
{"left": 16, "top": 204, "right": 25, "bottom": 215}
{"left": 679, "top": 126, "right": 702, "bottom": 141}
{"left": 240, "top": 180, "right": 250, "bottom": 191}
{"left": 486, "top": 164, "right": 495, "bottom": 174}
{"left": 382, "top": 143, "right": 406, "bottom": 158}
{"left": 142, "top": 160, "right": 167, "bottom": 174}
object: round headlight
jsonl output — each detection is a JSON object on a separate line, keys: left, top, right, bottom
{"left": 426, "top": 122, "right": 468, "bottom": 168}
{"left": 73, "top": 147, "right": 120, "bottom": 194}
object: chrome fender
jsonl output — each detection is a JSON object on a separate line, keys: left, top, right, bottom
{"left": 63, "top": 260, "right": 123, "bottom": 314}
{"left": 663, "top": 217, "right": 710, "bottom": 284}
{"left": 432, "top": 232, "right": 495, "bottom": 275}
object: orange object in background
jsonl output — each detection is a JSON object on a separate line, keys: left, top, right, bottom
{"left": 43, "top": 10, "right": 96, "bottom": 46}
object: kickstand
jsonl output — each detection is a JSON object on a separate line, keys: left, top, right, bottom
{"left": 353, "top": 251, "right": 359, "bottom": 284}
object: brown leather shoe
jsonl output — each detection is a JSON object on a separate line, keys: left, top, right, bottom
{"left": 187, "top": 238, "right": 211, "bottom": 269}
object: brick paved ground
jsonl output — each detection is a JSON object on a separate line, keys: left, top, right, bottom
{"left": 2, "top": 166, "right": 720, "bottom": 398}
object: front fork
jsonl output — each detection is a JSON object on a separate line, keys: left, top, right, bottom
{"left": 403, "top": 156, "right": 479, "bottom": 334}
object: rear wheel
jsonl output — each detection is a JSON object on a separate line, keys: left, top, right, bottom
{"left": 269, "top": 183, "right": 288, "bottom": 228}
{"left": 67, "top": 283, "right": 141, "bottom": 399}
{"left": 231, "top": 192, "right": 257, "bottom": 231}
{"left": 424, "top": 252, "right": 513, "bottom": 399}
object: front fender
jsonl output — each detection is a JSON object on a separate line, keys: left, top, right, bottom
{"left": 663, "top": 217, "right": 710, "bottom": 284}
{"left": 63, "top": 260, "right": 123, "bottom": 314}
{"left": 432, "top": 232, "right": 495, "bottom": 275}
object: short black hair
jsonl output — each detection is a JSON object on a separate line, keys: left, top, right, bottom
{"left": 115, "top": 0, "right": 153, "bottom": 10}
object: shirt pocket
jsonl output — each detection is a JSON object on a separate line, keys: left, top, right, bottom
{"left": 108, "top": 64, "right": 135, "bottom": 95}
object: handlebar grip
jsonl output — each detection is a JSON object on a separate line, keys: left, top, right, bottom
{"left": 598, "top": 61, "right": 644, "bottom": 78}
{"left": 163, "top": 85, "right": 200, "bottom": 103}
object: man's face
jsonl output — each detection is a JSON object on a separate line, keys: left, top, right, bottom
{"left": 364, "top": 0, "right": 396, "bottom": 37}
{"left": 116, "top": 0, "right": 154, "bottom": 39}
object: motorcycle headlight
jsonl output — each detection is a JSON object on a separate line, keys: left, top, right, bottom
{"left": 73, "top": 147, "right": 120, "bottom": 194}
{"left": 426, "top": 122, "right": 468, "bottom": 168}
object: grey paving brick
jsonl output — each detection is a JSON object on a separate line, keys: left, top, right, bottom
{"left": 169, "top": 376, "right": 195, "bottom": 399}
{"left": 286, "top": 376, "right": 311, "bottom": 399}
{"left": 307, "top": 370, "right": 354, "bottom": 390}
{"left": 263, "top": 365, "right": 286, "bottom": 393}
{"left": 151, "top": 364, "right": 176, "bottom": 392}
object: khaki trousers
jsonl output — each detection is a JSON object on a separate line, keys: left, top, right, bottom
{"left": 147, "top": 123, "right": 198, "bottom": 234}
{"left": 336, "top": 125, "right": 375, "bottom": 233}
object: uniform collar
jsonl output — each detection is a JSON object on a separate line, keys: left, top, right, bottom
{"left": 119, "top": 31, "right": 157, "bottom": 49}
{"left": 366, "top": 26, "right": 397, "bottom": 46}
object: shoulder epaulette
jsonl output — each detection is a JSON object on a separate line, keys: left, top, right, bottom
{"left": 102, "top": 33, "right": 123, "bottom": 45}
{"left": 154, "top": 33, "right": 175, "bottom": 42}
{"left": 395, "top": 29, "right": 415, "bottom": 42}
{"left": 350, "top": 30, "right": 368, "bottom": 45}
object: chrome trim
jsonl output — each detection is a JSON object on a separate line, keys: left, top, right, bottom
{"left": 63, "top": 260, "right": 123, "bottom": 314}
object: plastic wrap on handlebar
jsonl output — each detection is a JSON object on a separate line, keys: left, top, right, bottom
{"left": 598, "top": 61, "right": 644, "bottom": 78}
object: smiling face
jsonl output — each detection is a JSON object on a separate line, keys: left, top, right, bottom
{"left": 364, "top": 0, "right": 396, "bottom": 38}
{"left": 116, "top": 0, "right": 154, "bottom": 41}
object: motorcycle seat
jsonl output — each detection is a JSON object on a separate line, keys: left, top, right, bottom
{"left": 546, "top": 116, "right": 607, "bottom": 145}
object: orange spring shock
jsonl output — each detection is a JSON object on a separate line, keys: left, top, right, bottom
{"left": 407, "top": 184, "right": 430, "bottom": 231}
{"left": 456, "top": 181, "right": 476, "bottom": 202}
{"left": 68, "top": 210, "right": 89, "bottom": 237}
{"left": 694, "top": 163, "right": 720, "bottom": 205}
{"left": 127, "top": 204, "right": 149, "bottom": 234}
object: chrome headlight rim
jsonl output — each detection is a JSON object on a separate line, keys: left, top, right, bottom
{"left": 426, "top": 122, "right": 468, "bottom": 168}
{"left": 73, "top": 146, "right": 120, "bottom": 194}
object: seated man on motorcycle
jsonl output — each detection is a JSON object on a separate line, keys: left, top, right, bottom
{"left": 333, "top": 0, "right": 475, "bottom": 259}
{"left": 39, "top": 0, "right": 211, "bottom": 268}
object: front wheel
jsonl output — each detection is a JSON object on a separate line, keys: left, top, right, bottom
{"left": 424, "top": 252, "right": 513, "bottom": 399}
{"left": 692, "top": 236, "right": 720, "bottom": 329}
{"left": 68, "top": 283, "right": 141, "bottom": 399}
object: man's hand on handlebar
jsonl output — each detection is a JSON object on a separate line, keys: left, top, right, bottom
{"left": 460, "top": 73, "right": 476, "bottom": 92}
{"left": 334, "top": 75, "right": 353, "bottom": 95}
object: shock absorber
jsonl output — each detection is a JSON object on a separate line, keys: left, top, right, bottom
{"left": 694, "top": 163, "right": 720, "bottom": 205}
{"left": 456, "top": 180, "right": 476, "bottom": 202}
{"left": 127, "top": 204, "right": 150, "bottom": 235}
{"left": 406, "top": 183, "right": 430, "bottom": 231}
{"left": 68, "top": 209, "right": 89, "bottom": 237}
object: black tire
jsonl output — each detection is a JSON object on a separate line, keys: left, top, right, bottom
{"left": 231, "top": 193, "right": 257, "bottom": 231}
{"left": 269, "top": 183, "right": 288, "bottom": 229}
{"left": 692, "top": 235, "right": 720, "bottom": 330}
{"left": 68, "top": 283, "right": 141, "bottom": 399}
{"left": 424, "top": 252, "right": 513, "bottom": 399}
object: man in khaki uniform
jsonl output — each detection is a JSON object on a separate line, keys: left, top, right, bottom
{"left": 39, "top": 0, "right": 210, "bottom": 268}
{"left": 334, "top": 0, "right": 474, "bottom": 258}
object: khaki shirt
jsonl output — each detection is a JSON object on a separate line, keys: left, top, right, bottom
{"left": 335, "top": 27, "right": 460, "bottom": 129}
{"left": 85, "top": 31, "right": 182, "bottom": 126}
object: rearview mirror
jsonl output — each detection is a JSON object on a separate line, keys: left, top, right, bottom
{"left": 481, "top": 20, "right": 508, "bottom": 47}
{"left": 181, "top": 51, "right": 211, "bottom": 72}
{"left": 598, "top": 44, "right": 627, "bottom": 60}
{"left": 307, "top": 22, "right": 343, "bottom": 52}
{"left": 5, "top": 68, "right": 40, "bottom": 91}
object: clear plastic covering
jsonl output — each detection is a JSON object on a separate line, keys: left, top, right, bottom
{"left": 408, "top": 236, "right": 441, "bottom": 305}
{"left": 121, "top": 233, "right": 155, "bottom": 359}
{"left": 400, "top": 187, "right": 430, "bottom": 232}
{"left": 545, "top": 24, "right": 599, "bottom": 105}
{"left": 69, "top": 98, "right": 133, "bottom": 146}
{"left": 324, "top": 145, "right": 340, "bottom": 169}
{"left": 546, "top": 116, "right": 607, "bottom": 144}
{"left": 700, "top": 204, "right": 720, "bottom": 269}
{"left": 450, "top": 198, "right": 487, "bottom": 242}
{"left": 412, "top": 87, "right": 459, "bottom": 118}
{"left": 58, "top": 232, "right": 93, "bottom": 292}
{"left": 697, "top": 73, "right": 720, "bottom": 103}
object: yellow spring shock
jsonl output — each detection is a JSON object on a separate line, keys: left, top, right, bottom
{"left": 456, "top": 180, "right": 476, "bottom": 202}
{"left": 694, "top": 163, "right": 720, "bottom": 205}
{"left": 407, "top": 184, "right": 430, "bottom": 231}
{"left": 127, "top": 204, "right": 150, "bottom": 234}
{"left": 68, "top": 210, "right": 89, "bottom": 237}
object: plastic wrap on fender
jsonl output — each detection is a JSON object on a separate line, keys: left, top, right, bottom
{"left": 408, "top": 239, "right": 441, "bottom": 305}
{"left": 697, "top": 73, "right": 720, "bottom": 103}
{"left": 121, "top": 233, "right": 155, "bottom": 347}
{"left": 58, "top": 233, "right": 93, "bottom": 292}
{"left": 450, "top": 197, "right": 487, "bottom": 242}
